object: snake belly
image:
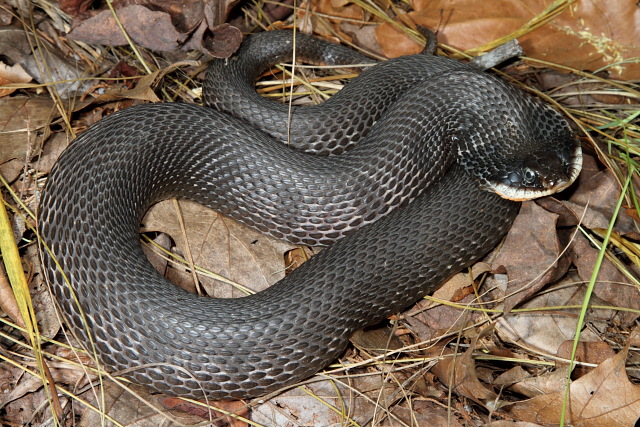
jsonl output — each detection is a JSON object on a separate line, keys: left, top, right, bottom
{"left": 38, "top": 31, "right": 579, "bottom": 400}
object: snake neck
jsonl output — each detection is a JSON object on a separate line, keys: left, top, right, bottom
{"left": 435, "top": 71, "right": 581, "bottom": 200}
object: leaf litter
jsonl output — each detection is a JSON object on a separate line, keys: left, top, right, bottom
{"left": 0, "top": 0, "right": 638, "bottom": 425}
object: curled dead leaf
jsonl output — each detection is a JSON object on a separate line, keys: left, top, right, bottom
{"left": 496, "top": 274, "right": 611, "bottom": 357}
{"left": 67, "top": 3, "right": 242, "bottom": 57}
{"left": 0, "top": 97, "right": 57, "bottom": 164}
{"left": 141, "top": 199, "right": 295, "bottom": 298}
{"left": 0, "top": 62, "right": 32, "bottom": 98}
{"left": 496, "top": 201, "right": 571, "bottom": 312}
{"left": 501, "top": 341, "right": 640, "bottom": 425}
{"left": 430, "top": 326, "right": 499, "bottom": 407}
{"left": 68, "top": 5, "right": 186, "bottom": 51}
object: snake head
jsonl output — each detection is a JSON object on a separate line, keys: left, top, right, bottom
{"left": 454, "top": 77, "right": 583, "bottom": 202}
{"left": 487, "top": 144, "right": 583, "bottom": 201}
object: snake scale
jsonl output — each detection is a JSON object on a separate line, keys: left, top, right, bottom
{"left": 38, "top": 31, "right": 582, "bottom": 400}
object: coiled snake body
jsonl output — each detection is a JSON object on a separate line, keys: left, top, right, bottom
{"left": 39, "top": 31, "right": 581, "bottom": 399}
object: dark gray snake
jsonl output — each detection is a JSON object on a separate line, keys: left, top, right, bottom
{"left": 38, "top": 31, "right": 582, "bottom": 400}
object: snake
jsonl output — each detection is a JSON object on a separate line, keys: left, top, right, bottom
{"left": 38, "top": 30, "right": 582, "bottom": 400}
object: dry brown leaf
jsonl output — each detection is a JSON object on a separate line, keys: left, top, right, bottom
{"left": 486, "top": 422, "right": 543, "bottom": 427}
{"left": 0, "top": 159, "right": 24, "bottom": 184}
{"left": 556, "top": 340, "right": 616, "bottom": 378}
{"left": 340, "top": 23, "right": 384, "bottom": 56}
{"left": 0, "top": 6, "right": 13, "bottom": 24}
{"left": 58, "top": 0, "right": 94, "bottom": 16}
{"left": 208, "top": 0, "right": 243, "bottom": 26}
{"left": 492, "top": 365, "right": 531, "bottom": 388}
{"left": 251, "top": 375, "right": 395, "bottom": 426}
{"left": 283, "top": 246, "right": 313, "bottom": 274}
{"left": 67, "top": 2, "right": 242, "bottom": 56}
{"left": 434, "top": 263, "right": 495, "bottom": 305}
{"left": 158, "top": 396, "right": 249, "bottom": 425}
{"left": 349, "top": 323, "right": 435, "bottom": 398}
{"left": 68, "top": 5, "right": 186, "bottom": 51}
{"left": 501, "top": 344, "right": 640, "bottom": 425}
{"left": 0, "top": 376, "right": 51, "bottom": 425}
{"left": 24, "top": 243, "right": 60, "bottom": 339}
{"left": 0, "top": 359, "right": 23, "bottom": 399}
{"left": 2, "top": 21, "right": 96, "bottom": 97}
{"left": 498, "top": 201, "right": 571, "bottom": 311}
{"left": 405, "top": 292, "right": 482, "bottom": 341}
{"left": 298, "top": 0, "right": 365, "bottom": 41}
{"left": 391, "top": 400, "right": 465, "bottom": 426}
{"left": 350, "top": 324, "right": 405, "bottom": 353}
{"left": 535, "top": 70, "right": 635, "bottom": 106}
{"left": 0, "top": 62, "right": 32, "bottom": 98}
{"left": 404, "top": 263, "right": 493, "bottom": 339}
{"left": 0, "top": 263, "right": 24, "bottom": 330}
{"left": 142, "top": 199, "right": 295, "bottom": 298}
{"left": 509, "top": 367, "right": 568, "bottom": 399}
{"left": 496, "top": 273, "right": 611, "bottom": 356}
{"left": 24, "top": 45, "right": 97, "bottom": 98}
{"left": 564, "top": 155, "right": 636, "bottom": 235}
{"left": 197, "top": 23, "right": 243, "bottom": 59}
{"left": 556, "top": 341, "right": 616, "bottom": 365}
{"left": 80, "top": 383, "right": 211, "bottom": 426}
{"left": 568, "top": 233, "right": 639, "bottom": 326}
{"left": 430, "top": 328, "right": 498, "bottom": 406}
{"left": 0, "top": 97, "right": 57, "bottom": 164}
{"left": 33, "top": 132, "right": 69, "bottom": 176}
{"left": 95, "top": 71, "right": 162, "bottom": 103}
{"left": 142, "top": 232, "right": 173, "bottom": 278}
{"left": 118, "top": 0, "right": 209, "bottom": 34}
{"left": 376, "top": 0, "right": 640, "bottom": 79}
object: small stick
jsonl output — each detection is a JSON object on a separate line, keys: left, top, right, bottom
{"left": 469, "top": 40, "right": 524, "bottom": 71}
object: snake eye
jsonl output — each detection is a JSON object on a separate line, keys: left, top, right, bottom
{"left": 523, "top": 167, "right": 536, "bottom": 185}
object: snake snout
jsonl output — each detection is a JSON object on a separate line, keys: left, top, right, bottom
{"left": 526, "top": 150, "right": 576, "bottom": 189}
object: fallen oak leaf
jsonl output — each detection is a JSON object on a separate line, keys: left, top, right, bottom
{"left": 563, "top": 155, "right": 636, "bottom": 236}
{"left": 404, "top": 262, "right": 495, "bottom": 339}
{"left": 495, "top": 273, "right": 610, "bottom": 357}
{"left": 141, "top": 199, "right": 295, "bottom": 298}
{"left": 430, "top": 326, "right": 498, "bottom": 407}
{"left": 158, "top": 396, "right": 249, "bottom": 424}
{"left": 68, "top": 5, "right": 187, "bottom": 51}
{"left": 0, "top": 97, "right": 58, "bottom": 164}
{"left": 80, "top": 383, "right": 211, "bottom": 426}
{"left": 492, "top": 201, "right": 571, "bottom": 313}
{"left": 0, "top": 62, "right": 32, "bottom": 98}
{"left": 568, "top": 232, "right": 639, "bottom": 326}
{"left": 501, "top": 337, "right": 640, "bottom": 425}
{"left": 556, "top": 340, "right": 616, "bottom": 378}
{"left": 67, "top": 4, "right": 242, "bottom": 57}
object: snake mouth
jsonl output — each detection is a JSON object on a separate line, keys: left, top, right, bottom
{"left": 489, "top": 143, "right": 583, "bottom": 201}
